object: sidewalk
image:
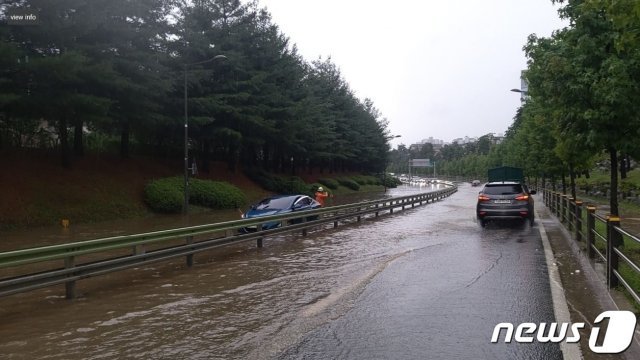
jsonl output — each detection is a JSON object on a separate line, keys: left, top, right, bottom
{"left": 537, "top": 200, "right": 640, "bottom": 360}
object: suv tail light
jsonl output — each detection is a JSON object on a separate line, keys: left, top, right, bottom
{"left": 478, "top": 195, "right": 491, "bottom": 202}
{"left": 515, "top": 194, "right": 529, "bottom": 201}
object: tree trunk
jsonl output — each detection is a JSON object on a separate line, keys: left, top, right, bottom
{"left": 58, "top": 117, "right": 71, "bottom": 168}
{"left": 561, "top": 168, "right": 567, "bottom": 195}
{"left": 73, "top": 119, "right": 84, "bottom": 157}
{"left": 201, "top": 139, "right": 210, "bottom": 173}
{"left": 569, "top": 164, "right": 576, "bottom": 200}
{"left": 609, "top": 147, "right": 619, "bottom": 217}
{"left": 120, "top": 120, "right": 130, "bottom": 160}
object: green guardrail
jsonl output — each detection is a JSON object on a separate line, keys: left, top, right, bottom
{"left": 0, "top": 186, "right": 457, "bottom": 299}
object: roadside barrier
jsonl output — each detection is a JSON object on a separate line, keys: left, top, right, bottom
{"left": 0, "top": 186, "right": 457, "bottom": 299}
{"left": 543, "top": 189, "right": 640, "bottom": 307}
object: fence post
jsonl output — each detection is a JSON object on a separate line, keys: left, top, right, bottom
{"left": 586, "top": 206, "right": 596, "bottom": 258}
{"left": 567, "top": 197, "right": 574, "bottom": 231}
{"left": 606, "top": 215, "right": 622, "bottom": 288}
{"left": 574, "top": 200, "right": 583, "bottom": 242}
{"left": 561, "top": 195, "right": 568, "bottom": 223}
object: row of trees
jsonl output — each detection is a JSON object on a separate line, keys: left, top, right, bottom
{"left": 389, "top": 0, "right": 640, "bottom": 217}
{"left": 387, "top": 133, "right": 499, "bottom": 177}
{"left": 0, "top": 0, "right": 391, "bottom": 173}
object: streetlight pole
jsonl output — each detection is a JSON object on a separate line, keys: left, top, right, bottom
{"left": 184, "top": 54, "right": 227, "bottom": 214}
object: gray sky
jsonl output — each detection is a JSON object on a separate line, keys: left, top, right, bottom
{"left": 256, "top": 0, "right": 567, "bottom": 147}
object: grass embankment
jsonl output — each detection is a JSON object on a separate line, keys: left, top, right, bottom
{"left": 0, "top": 151, "right": 391, "bottom": 231}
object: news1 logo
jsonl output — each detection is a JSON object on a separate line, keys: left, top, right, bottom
{"left": 491, "top": 311, "right": 638, "bottom": 354}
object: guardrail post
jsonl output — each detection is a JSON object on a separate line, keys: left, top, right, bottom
{"left": 389, "top": 201, "right": 394, "bottom": 214}
{"left": 606, "top": 215, "right": 622, "bottom": 288}
{"left": 375, "top": 204, "right": 379, "bottom": 217}
{"left": 302, "top": 217, "right": 308, "bottom": 236}
{"left": 64, "top": 254, "right": 76, "bottom": 299}
{"left": 257, "top": 237, "right": 263, "bottom": 248}
{"left": 186, "top": 236, "right": 194, "bottom": 267}
{"left": 586, "top": 206, "right": 596, "bottom": 258}
{"left": 357, "top": 207, "right": 362, "bottom": 222}
{"left": 574, "top": 201, "right": 583, "bottom": 242}
{"left": 134, "top": 244, "right": 146, "bottom": 255}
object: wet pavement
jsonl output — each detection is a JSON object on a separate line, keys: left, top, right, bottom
{"left": 0, "top": 183, "right": 636, "bottom": 359}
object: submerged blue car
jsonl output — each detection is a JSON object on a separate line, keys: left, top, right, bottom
{"left": 240, "top": 194, "right": 321, "bottom": 232}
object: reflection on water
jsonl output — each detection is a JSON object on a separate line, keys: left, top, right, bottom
{"left": 0, "top": 184, "right": 448, "bottom": 359}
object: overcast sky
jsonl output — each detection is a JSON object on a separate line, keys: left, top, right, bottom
{"left": 255, "top": 0, "right": 567, "bottom": 147}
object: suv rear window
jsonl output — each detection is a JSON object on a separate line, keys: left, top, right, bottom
{"left": 483, "top": 184, "right": 523, "bottom": 195}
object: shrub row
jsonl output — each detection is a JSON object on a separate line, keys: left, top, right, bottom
{"left": 317, "top": 178, "right": 339, "bottom": 190}
{"left": 337, "top": 178, "right": 360, "bottom": 191}
{"left": 352, "top": 175, "right": 383, "bottom": 186}
{"left": 144, "top": 177, "right": 184, "bottom": 213}
{"left": 144, "top": 177, "right": 246, "bottom": 213}
{"left": 245, "top": 169, "right": 312, "bottom": 195}
{"left": 189, "top": 179, "right": 246, "bottom": 209}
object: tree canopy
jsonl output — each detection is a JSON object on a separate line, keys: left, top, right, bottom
{"left": 0, "top": 0, "right": 391, "bottom": 174}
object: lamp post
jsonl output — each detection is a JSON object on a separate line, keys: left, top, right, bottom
{"left": 184, "top": 54, "right": 227, "bottom": 214}
{"left": 384, "top": 134, "right": 402, "bottom": 193}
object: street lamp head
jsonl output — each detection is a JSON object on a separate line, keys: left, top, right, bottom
{"left": 510, "top": 88, "right": 527, "bottom": 94}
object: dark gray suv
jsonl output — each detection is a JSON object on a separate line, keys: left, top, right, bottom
{"left": 476, "top": 182, "right": 536, "bottom": 227}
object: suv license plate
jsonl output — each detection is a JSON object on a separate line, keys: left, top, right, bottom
{"left": 494, "top": 200, "right": 511, "bottom": 204}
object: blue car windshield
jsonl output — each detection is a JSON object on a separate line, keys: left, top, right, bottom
{"left": 254, "top": 197, "right": 295, "bottom": 210}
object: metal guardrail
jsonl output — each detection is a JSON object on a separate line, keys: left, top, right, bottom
{"left": 0, "top": 186, "right": 457, "bottom": 299}
{"left": 543, "top": 189, "right": 640, "bottom": 306}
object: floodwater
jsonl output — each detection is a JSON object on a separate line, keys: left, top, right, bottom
{"left": 0, "top": 183, "right": 561, "bottom": 359}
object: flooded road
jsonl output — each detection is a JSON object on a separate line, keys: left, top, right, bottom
{"left": 0, "top": 183, "right": 561, "bottom": 359}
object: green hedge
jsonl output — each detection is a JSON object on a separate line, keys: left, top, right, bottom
{"left": 246, "top": 169, "right": 312, "bottom": 195}
{"left": 144, "top": 177, "right": 184, "bottom": 213}
{"left": 144, "top": 177, "right": 246, "bottom": 213}
{"left": 318, "top": 178, "right": 339, "bottom": 190}
{"left": 337, "top": 177, "right": 360, "bottom": 191}
{"left": 189, "top": 179, "right": 246, "bottom": 209}
{"left": 381, "top": 175, "right": 402, "bottom": 188}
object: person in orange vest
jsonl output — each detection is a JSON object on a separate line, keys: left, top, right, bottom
{"left": 314, "top": 186, "right": 331, "bottom": 207}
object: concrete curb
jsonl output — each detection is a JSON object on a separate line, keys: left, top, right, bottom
{"left": 537, "top": 213, "right": 584, "bottom": 360}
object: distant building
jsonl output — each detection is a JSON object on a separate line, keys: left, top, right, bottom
{"left": 451, "top": 136, "right": 477, "bottom": 145}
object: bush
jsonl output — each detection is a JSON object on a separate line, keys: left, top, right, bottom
{"left": 144, "top": 177, "right": 183, "bottom": 213}
{"left": 350, "top": 175, "right": 369, "bottom": 185}
{"left": 381, "top": 175, "right": 402, "bottom": 188}
{"left": 318, "top": 178, "right": 339, "bottom": 190}
{"left": 189, "top": 179, "right": 246, "bottom": 209}
{"left": 245, "top": 169, "right": 311, "bottom": 195}
{"left": 338, "top": 177, "right": 360, "bottom": 191}
{"left": 144, "top": 177, "right": 246, "bottom": 213}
